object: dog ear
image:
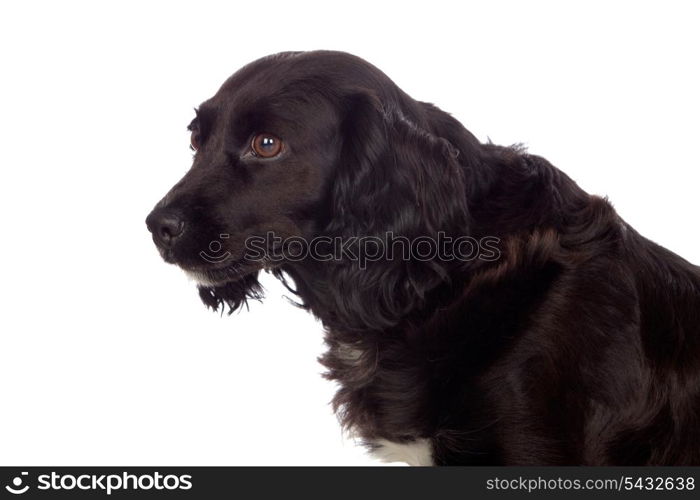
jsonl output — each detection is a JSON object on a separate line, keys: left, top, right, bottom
{"left": 330, "top": 91, "right": 469, "bottom": 238}
{"left": 324, "top": 91, "right": 470, "bottom": 331}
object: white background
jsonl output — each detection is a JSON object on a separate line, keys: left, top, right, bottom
{"left": 1, "top": 0, "right": 698, "bottom": 465}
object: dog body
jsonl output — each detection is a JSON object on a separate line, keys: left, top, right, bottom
{"left": 147, "top": 51, "right": 700, "bottom": 465}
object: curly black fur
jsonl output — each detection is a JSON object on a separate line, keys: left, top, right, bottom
{"left": 147, "top": 51, "right": 700, "bottom": 465}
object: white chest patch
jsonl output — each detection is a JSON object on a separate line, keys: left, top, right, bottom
{"left": 370, "top": 438, "right": 434, "bottom": 466}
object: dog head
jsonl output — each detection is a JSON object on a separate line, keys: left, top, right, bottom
{"left": 147, "top": 51, "right": 476, "bottom": 326}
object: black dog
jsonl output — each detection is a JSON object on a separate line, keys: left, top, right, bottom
{"left": 147, "top": 51, "right": 700, "bottom": 465}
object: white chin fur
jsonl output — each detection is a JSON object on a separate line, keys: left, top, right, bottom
{"left": 370, "top": 438, "right": 434, "bottom": 466}
{"left": 184, "top": 270, "right": 219, "bottom": 287}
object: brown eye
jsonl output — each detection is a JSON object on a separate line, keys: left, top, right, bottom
{"left": 251, "top": 133, "right": 283, "bottom": 158}
{"left": 190, "top": 130, "right": 201, "bottom": 151}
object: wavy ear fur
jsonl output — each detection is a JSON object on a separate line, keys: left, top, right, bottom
{"left": 324, "top": 91, "right": 470, "bottom": 332}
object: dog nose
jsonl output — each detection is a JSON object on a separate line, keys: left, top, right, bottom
{"left": 146, "top": 209, "right": 185, "bottom": 248}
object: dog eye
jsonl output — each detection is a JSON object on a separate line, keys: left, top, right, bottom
{"left": 190, "top": 130, "right": 202, "bottom": 151}
{"left": 251, "top": 133, "right": 283, "bottom": 158}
